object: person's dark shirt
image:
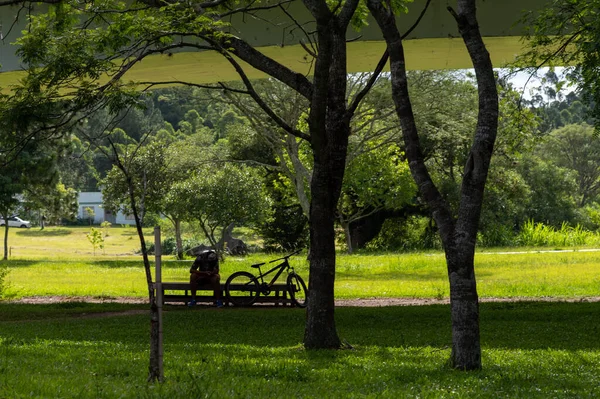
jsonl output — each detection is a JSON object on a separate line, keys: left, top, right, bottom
{"left": 190, "top": 252, "right": 219, "bottom": 273}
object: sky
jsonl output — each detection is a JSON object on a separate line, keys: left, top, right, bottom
{"left": 502, "top": 67, "right": 572, "bottom": 100}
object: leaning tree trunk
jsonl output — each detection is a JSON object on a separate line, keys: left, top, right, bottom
{"left": 368, "top": 0, "right": 497, "bottom": 370}
{"left": 124, "top": 175, "right": 161, "bottom": 382}
{"left": 174, "top": 218, "right": 183, "bottom": 260}
{"left": 446, "top": 0, "right": 498, "bottom": 369}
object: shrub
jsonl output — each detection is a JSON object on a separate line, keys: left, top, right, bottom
{"left": 0, "top": 263, "right": 10, "bottom": 298}
{"left": 86, "top": 227, "right": 104, "bottom": 255}
{"left": 63, "top": 217, "right": 89, "bottom": 226}
{"left": 367, "top": 216, "right": 442, "bottom": 251}
{"left": 578, "top": 204, "right": 600, "bottom": 231}
{"left": 258, "top": 203, "right": 308, "bottom": 251}
{"left": 100, "top": 221, "right": 111, "bottom": 237}
{"left": 143, "top": 212, "right": 163, "bottom": 228}
{"left": 477, "top": 224, "right": 516, "bottom": 247}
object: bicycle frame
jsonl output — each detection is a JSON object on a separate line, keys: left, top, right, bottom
{"left": 254, "top": 260, "right": 290, "bottom": 287}
{"left": 253, "top": 249, "right": 301, "bottom": 287}
{"left": 225, "top": 249, "right": 307, "bottom": 307}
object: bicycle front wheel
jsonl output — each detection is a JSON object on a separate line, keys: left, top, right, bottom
{"left": 226, "top": 271, "right": 259, "bottom": 307}
{"left": 287, "top": 273, "right": 308, "bottom": 308}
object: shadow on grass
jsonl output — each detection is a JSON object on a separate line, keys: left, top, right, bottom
{"left": 336, "top": 269, "right": 496, "bottom": 282}
{"left": 0, "top": 259, "right": 43, "bottom": 268}
{"left": 2, "top": 259, "right": 188, "bottom": 269}
{"left": 90, "top": 260, "right": 191, "bottom": 269}
{"left": 1, "top": 301, "right": 599, "bottom": 352}
{"left": 1, "top": 302, "right": 599, "bottom": 398}
{"left": 92, "top": 260, "right": 147, "bottom": 268}
{"left": 15, "top": 229, "right": 72, "bottom": 237}
{"left": 0, "top": 319, "right": 596, "bottom": 398}
{"left": 2, "top": 259, "right": 149, "bottom": 269}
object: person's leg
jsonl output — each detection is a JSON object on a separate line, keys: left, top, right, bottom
{"left": 211, "top": 274, "right": 222, "bottom": 306}
{"left": 188, "top": 273, "right": 199, "bottom": 306}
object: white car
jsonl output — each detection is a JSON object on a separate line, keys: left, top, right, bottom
{"left": 0, "top": 216, "right": 31, "bottom": 228}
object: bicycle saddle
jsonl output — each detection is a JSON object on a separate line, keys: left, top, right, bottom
{"left": 251, "top": 262, "right": 265, "bottom": 268}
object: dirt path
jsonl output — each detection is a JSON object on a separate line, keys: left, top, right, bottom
{"left": 9, "top": 295, "right": 600, "bottom": 307}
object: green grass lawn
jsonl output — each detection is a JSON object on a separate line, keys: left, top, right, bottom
{"left": 2, "top": 226, "right": 600, "bottom": 397}
{"left": 2, "top": 234, "right": 600, "bottom": 300}
{"left": 0, "top": 301, "right": 599, "bottom": 398}
{"left": 3, "top": 225, "right": 149, "bottom": 259}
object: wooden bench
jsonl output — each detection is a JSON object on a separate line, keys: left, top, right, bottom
{"left": 156, "top": 282, "right": 295, "bottom": 306}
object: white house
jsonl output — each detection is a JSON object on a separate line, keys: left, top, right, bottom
{"left": 78, "top": 192, "right": 136, "bottom": 225}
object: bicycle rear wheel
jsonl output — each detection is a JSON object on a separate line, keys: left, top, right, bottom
{"left": 226, "top": 271, "right": 259, "bottom": 306}
{"left": 287, "top": 273, "right": 308, "bottom": 308}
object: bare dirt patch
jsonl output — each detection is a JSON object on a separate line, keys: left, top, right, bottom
{"left": 9, "top": 296, "right": 148, "bottom": 305}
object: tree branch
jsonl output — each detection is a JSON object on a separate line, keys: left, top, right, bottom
{"left": 0, "top": 0, "right": 59, "bottom": 5}
{"left": 227, "top": 36, "right": 313, "bottom": 100}
{"left": 279, "top": 3, "right": 317, "bottom": 58}
{"left": 367, "top": 0, "right": 455, "bottom": 235}
{"left": 218, "top": 51, "right": 310, "bottom": 141}
{"left": 219, "top": 0, "right": 294, "bottom": 18}
{"left": 301, "top": 0, "right": 332, "bottom": 22}
{"left": 346, "top": 0, "right": 433, "bottom": 119}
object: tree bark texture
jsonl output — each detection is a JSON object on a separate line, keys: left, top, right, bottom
{"left": 303, "top": 15, "right": 347, "bottom": 350}
{"left": 445, "top": 244, "right": 481, "bottom": 369}
{"left": 368, "top": 0, "right": 498, "bottom": 370}
{"left": 301, "top": 0, "right": 360, "bottom": 349}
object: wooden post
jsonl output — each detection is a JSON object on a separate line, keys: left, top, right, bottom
{"left": 154, "top": 226, "right": 164, "bottom": 381}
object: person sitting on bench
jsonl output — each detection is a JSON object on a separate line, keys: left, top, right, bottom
{"left": 188, "top": 250, "right": 223, "bottom": 308}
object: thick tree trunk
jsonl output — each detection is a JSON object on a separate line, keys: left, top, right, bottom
{"left": 303, "top": 9, "right": 354, "bottom": 348}
{"left": 445, "top": 244, "right": 481, "bottom": 370}
{"left": 368, "top": 0, "right": 497, "bottom": 370}
{"left": 305, "top": 164, "right": 341, "bottom": 348}
{"left": 182, "top": 0, "right": 360, "bottom": 349}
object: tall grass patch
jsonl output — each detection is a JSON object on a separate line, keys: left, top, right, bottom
{"left": 517, "top": 220, "right": 600, "bottom": 247}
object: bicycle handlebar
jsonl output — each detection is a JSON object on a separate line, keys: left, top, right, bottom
{"left": 268, "top": 248, "right": 302, "bottom": 264}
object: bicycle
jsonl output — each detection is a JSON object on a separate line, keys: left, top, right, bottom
{"left": 225, "top": 249, "right": 308, "bottom": 307}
